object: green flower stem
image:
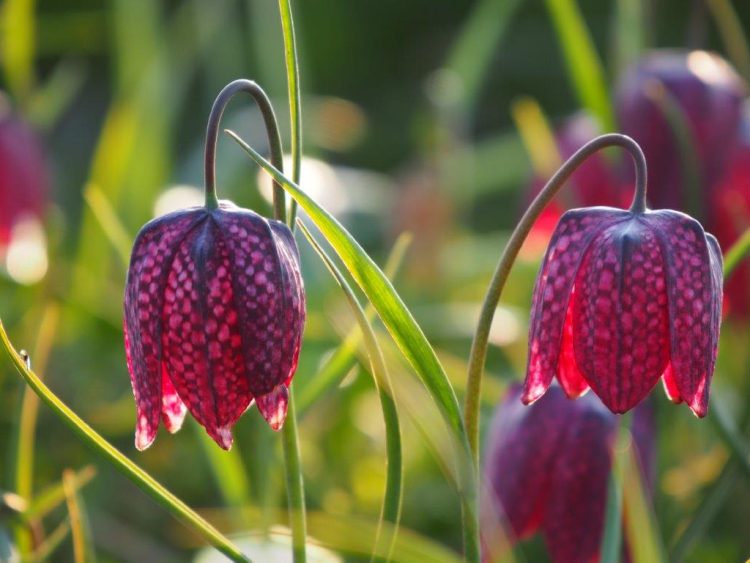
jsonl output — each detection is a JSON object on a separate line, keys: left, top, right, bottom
{"left": 600, "top": 413, "right": 631, "bottom": 563}
{"left": 278, "top": 0, "right": 302, "bottom": 223}
{"left": 0, "top": 321, "right": 251, "bottom": 563}
{"left": 281, "top": 392, "right": 306, "bottom": 562}
{"left": 204, "top": 79, "right": 286, "bottom": 221}
{"left": 276, "top": 4, "right": 307, "bottom": 558}
{"left": 463, "top": 133, "right": 647, "bottom": 469}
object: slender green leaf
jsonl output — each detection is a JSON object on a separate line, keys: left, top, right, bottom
{"left": 226, "top": 130, "right": 465, "bottom": 448}
{"left": 544, "top": 0, "right": 614, "bottom": 130}
{"left": 444, "top": 0, "right": 522, "bottom": 116}
{"left": 707, "top": 0, "right": 750, "bottom": 82}
{"left": 600, "top": 415, "right": 630, "bottom": 563}
{"left": 723, "top": 228, "right": 750, "bottom": 278}
{"left": 63, "top": 468, "right": 95, "bottom": 563}
{"left": 21, "top": 466, "right": 96, "bottom": 522}
{"left": 612, "top": 0, "right": 645, "bottom": 77}
{"left": 298, "top": 221, "right": 403, "bottom": 563}
{"left": 28, "top": 519, "right": 71, "bottom": 563}
{"left": 1, "top": 0, "right": 36, "bottom": 100}
{"left": 296, "top": 232, "right": 412, "bottom": 415}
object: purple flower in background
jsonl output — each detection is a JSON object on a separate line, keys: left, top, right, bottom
{"left": 522, "top": 206, "right": 722, "bottom": 416}
{"left": 0, "top": 102, "right": 48, "bottom": 247}
{"left": 482, "top": 384, "right": 654, "bottom": 563}
{"left": 616, "top": 50, "right": 745, "bottom": 210}
{"left": 124, "top": 201, "right": 305, "bottom": 450}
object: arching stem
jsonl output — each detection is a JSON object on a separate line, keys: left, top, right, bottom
{"left": 204, "top": 79, "right": 286, "bottom": 221}
{"left": 463, "top": 133, "right": 648, "bottom": 469}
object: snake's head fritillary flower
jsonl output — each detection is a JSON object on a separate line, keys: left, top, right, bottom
{"left": 0, "top": 102, "right": 48, "bottom": 248}
{"left": 522, "top": 205, "right": 722, "bottom": 416}
{"left": 616, "top": 50, "right": 745, "bottom": 210}
{"left": 483, "top": 384, "right": 654, "bottom": 563}
{"left": 124, "top": 201, "right": 305, "bottom": 450}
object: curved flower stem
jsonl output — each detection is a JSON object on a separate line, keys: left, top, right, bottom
{"left": 463, "top": 133, "right": 647, "bottom": 469}
{"left": 204, "top": 79, "right": 286, "bottom": 221}
{"left": 278, "top": 0, "right": 302, "bottom": 225}
{"left": 281, "top": 393, "right": 306, "bottom": 562}
{"left": 0, "top": 321, "right": 251, "bottom": 563}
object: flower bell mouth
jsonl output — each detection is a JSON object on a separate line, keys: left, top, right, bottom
{"left": 522, "top": 205, "right": 722, "bottom": 416}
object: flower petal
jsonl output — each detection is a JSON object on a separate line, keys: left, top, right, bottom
{"left": 573, "top": 218, "right": 670, "bottom": 413}
{"left": 161, "top": 365, "right": 187, "bottom": 433}
{"left": 523, "top": 208, "right": 629, "bottom": 404}
{"left": 269, "top": 221, "right": 306, "bottom": 386}
{"left": 557, "top": 291, "right": 589, "bottom": 398}
{"left": 215, "top": 209, "right": 291, "bottom": 396}
{"left": 124, "top": 209, "right": 203, "bottom": 450}
{"left": 256, "top": 384, "right": 289, "bottom": 431}
{"left": 645, "top": 211, "right": 720, "bottom": 417}
{"left": 542, "top": 397, "right": 615, "bottom": 563}
{"left": 484, "top": 385, "right": 570, "bottom": 540}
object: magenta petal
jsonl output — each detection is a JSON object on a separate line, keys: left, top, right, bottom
{"left": 523, "top": 208, "right": 629, "bottom": 404}
{"left": 644, "top": 211, "right": 720, "bottom": 417}
{"left": 256, "top": 384, "right": 289, "bottom": 431}
{"left": 215, "top": 210, "right": 293, "bottom": 396}
{"left": 573, "top": 218, "right": 670, "bottom": 413}
{"left": 557, "top": 295, "right": 589, "bottom": 398}
{"left": 542, "top": 397, "right": 615, "bottom": 563}
{"left": 124, "top": 210, "right": 203, "bottom": 450}
{"left": 161, "top": 366, "right": 187, "bottom": 433}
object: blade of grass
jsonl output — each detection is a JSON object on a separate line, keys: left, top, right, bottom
{"left": 600, "top": 415, "right": 630, "bottom": 563}
{"left": 296, "top": 232, "right": 412, "bottom": 415}
{"left": 227, "top": 130, "right": 479, "bottom": 562}
{"left": 510, "top": 96, "right": 562, "bottom": 178}
{"left": 0, "top": 322, "right": 251, "bottom": 562}
{"left": 622, "top": 443, "right": 666, "bottom": 562}
{"left": 544, "top": 0, "right": 614, "bottom": 130}
{"left": 27, "top": 519, "right": 71, "bottom": 563}
{"left": 83, "top": 183, "right": 133, "bottom": 268}
{"left": 706, "top": 0, "right": 750, "bottom": 82}
{"left": 444, "top": 0, "right": 522, "bottom": 117}
{"left": 21, "top": 466, "right": 96, "bottom": 522}
{"left": 0, "top": 0, "right": 36, "bottom": 101}
{"left": 612, "top": 0, "right": 645, "bottom": 77}
{"left": 298, "top": 221, "right": 403, "bottom": 563}
{"left": 63, "top": 468, "right": 94, "bottom": 563}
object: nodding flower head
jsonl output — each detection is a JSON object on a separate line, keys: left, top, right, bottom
{"left": 522, "top": 204, "right": 722, "bottom": 416}
{"left": 483, "top": 384, "right": 654, "bottom": 563}
{"left": 123, "top": 80, "right": 305, "bottom": 450}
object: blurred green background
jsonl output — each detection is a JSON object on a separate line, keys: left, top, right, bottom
{"left": 1, "top": 0, "right": 750, "bottom": 561}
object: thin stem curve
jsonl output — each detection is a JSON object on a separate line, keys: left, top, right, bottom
{"left": 204, "top": 79, "right": 286, "bottom": 221}
{"left": 463, "top": 133, "right": 648, "bottom": 469}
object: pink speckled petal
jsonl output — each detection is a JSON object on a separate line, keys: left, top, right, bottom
{"left": 123, "top": 209, "right": 203, "bottom": 450}
{"left": 661, "top": 363, "right": 683, "bottom": 404}
{"left": 523, "top": 208, "right": 629, "bottom": 404}
{"left": 269, "top": 221, "right": 306, "bottom": 386}
{"left": 215, "top": 209, "right": 288, "bottom": 396}
{"left": 573, "top": 218, "right": 670, "bottom": 413}
{"left": 557, "top": 292, "right": 589, "bottom": 398}
{"left": 485, "top": 385, "right": 570, "bottom": 540}
{"left": 256, "top": 384, "right": 289, "bottom": 431}
{"left": 161, "top": 366, "right": 187, "bottom": 433}
{"left": 645, "top": 211, "right": 719, "bottom": 417}
{"left": 542, "top": 398, "right": 615, "bottom": 563}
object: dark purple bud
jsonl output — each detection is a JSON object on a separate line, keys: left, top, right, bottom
{"left": 483, "top": 384, "right": 655, "bottom": 563}
{"left": 523, "top": 206, "right": 722, "bottom": 416}
{"left": 616, "top": 50, "right": 746, "bottom": 210}
{"left": 124, "top": 201, "right": 305, "bottom": 450}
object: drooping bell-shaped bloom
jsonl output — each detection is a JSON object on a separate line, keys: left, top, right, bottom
{"left": 0, "top": 102, "right": 48, "bottom": 247}
{"left": 124, "top": 201, "right": 305, "bottom": 450}
{"left": 523, "top": 205, "right": 722, "bottom": 416}
{"left": 483, "top": 384, "right": 654, "bottom": 563}
{"left": 616, "top": 50, "right": 745, "bottom": 211}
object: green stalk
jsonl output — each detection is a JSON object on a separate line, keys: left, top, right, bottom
{"left": 298, "top": 221, "right": 403, "bottom": 562}
{"left": 600, "top": 413, "right": 631, "bottom": 562}
{"left": 0, "top": 322, "right": 251, "bottom": 563}
{"left": 463, "top": 133, "right": 648, "bottom": 469}
{"left": 278, "top": 0, "right": 302, "bottom": 223}
{"left": 277, "top": 3, "right": 307, "bottom": 558}
{"left": 281, "top": 393, "right": 306, "bottom": 562}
